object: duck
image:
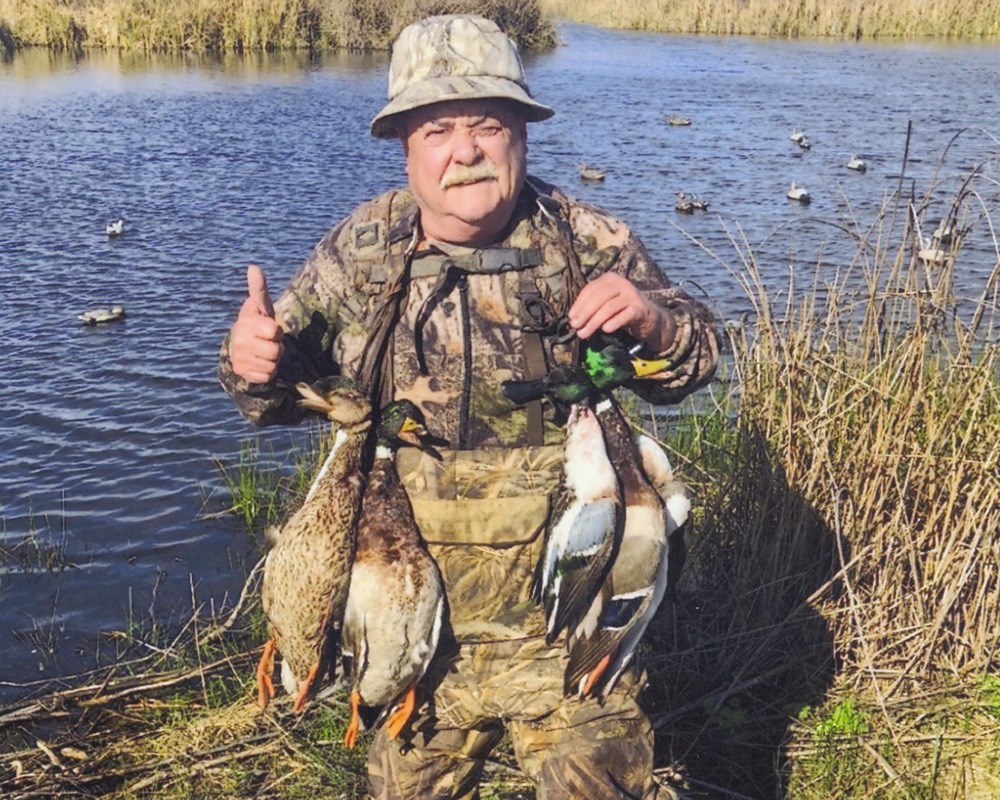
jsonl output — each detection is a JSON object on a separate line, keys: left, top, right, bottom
{"left": 532, "top": 402, "right": 622, "bottom": 646}
{"left": 106, "top": 219, "right": 125, "bottom": 237}
{"left": 790, "top": 128, "right": 806, "bottom": 144}
{"left": 846, "top": 154, "right": 867, "bottom": 172}
{"left": 675, "top": 191, "right": 710, "bottom": 213}
{"left": 787, "top": 181, "right": 811, "bottom": 204}
{"left": 257, "top": 376, "right": 372, "bottom": 713}
{"left": 78, "top": 305, "right": 126, "bottom": 325}
{"left": 917, "top": 236, "right": 949, "bottom": 265}
{"left": 563, "top": 395, "right": 684, "bottom": 699}
{"left": 579, "top": 162, "right": 607, "bottom": 182}
{"left": 667, "top": 114, "right": 692, "bottom": 126}
{"left": 341, "top": 399, "right": 448, "bottom": 748}
{"left": 796, "top": 136, "right": 812, "bottom": 150}
{"left": 635, "top": 434, "right": 691, "bottom": 601}
{"left": 500, "top": 338, "right": 671, "bottom": 409}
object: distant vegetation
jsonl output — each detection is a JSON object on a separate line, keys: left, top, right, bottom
{"left": 541, "top": 0, "right": 1000, "bottom": 39}
{"left": 4, "top": 0, "right": 997, "bottom": 54}
{"left": 0, "top": 0, "right": 556, "bottom": 53}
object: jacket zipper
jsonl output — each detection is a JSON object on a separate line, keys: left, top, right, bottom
{"left": 457, "top": 272, "right": 472, "bottom": 448}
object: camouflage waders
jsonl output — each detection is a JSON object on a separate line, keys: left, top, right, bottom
{"left": 219, "top": 179, "right": 718, "bottom": 799}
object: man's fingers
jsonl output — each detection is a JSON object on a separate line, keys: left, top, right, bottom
{"left": 246, "top": 264, "right": 275, "bottom": 318}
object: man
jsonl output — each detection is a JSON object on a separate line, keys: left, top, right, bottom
{"left": 220, "top": 13, "right": 718, "bottom": 799}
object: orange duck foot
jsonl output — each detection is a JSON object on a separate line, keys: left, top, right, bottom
{"left": 343, "top": 690, "right": 362, "bottom": 749}
{"left": 292, "top": 661, "right": 320, "bottom": 714}
{"left": 256, "top": 639, "right": 277, "bottom": 709}
{"left": 581, "top": 653, "right": 612, "bottom": 698}
{"left": 386, "top": 685, "right": 416, "bottom": 740}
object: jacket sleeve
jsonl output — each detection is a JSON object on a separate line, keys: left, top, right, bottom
{"left": 568, "top": 201, "right": 720, "bottom": 405}
{"left": 217, "top": 222, "right": 356, "bottom": 426}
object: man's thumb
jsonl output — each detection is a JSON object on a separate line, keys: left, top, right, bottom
{"left": 246, "top": 264, "right": 275, "bottom": 317}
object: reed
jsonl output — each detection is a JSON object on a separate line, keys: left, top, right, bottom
{"left": 540, "top": 0, "right": 1000, "bottom": 39}
{"left": 0, "top": 0, "right": 556, "bottom": 52}
{"left": 644, "top": 138, "right": 1000, "bottom": 796}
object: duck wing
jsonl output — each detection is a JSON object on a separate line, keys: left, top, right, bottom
{"left": 259, "top": 428, "right": 365, "bottom": 708}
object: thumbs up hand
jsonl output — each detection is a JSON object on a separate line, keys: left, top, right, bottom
{"left": 229, "top": 264, "right": 285, "bottom": 384}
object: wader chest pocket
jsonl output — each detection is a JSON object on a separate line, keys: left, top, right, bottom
{"left": 395, "top": 445, "right": 563, "bottom": 546}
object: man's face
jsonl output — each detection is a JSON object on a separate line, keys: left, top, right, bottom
{"left": 400, "top": 99, "right": 528, "bottom": 246}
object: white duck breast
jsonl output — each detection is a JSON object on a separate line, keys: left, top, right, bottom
{"left": 565, "top": 398, "right": 671, "bottom": 698}
{"left": 535, "top": 403, "right": 622, "bottom": 644}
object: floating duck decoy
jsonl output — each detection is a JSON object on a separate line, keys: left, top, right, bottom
{"left": 564, "top": 395, "right": 684, "bottom": 699}
{"left": 787, "top": 181, "right": 811, "bottom": 204}
{"left": 933, "top": 220, "right": 955, "bottom": 245}
{"left": 106, "top": 219, "right": 125, "bottom": 237}
{"left": 579, "top": 162, "right": 606, "bottom": 181}
{"left": 917, "top": 236, "right": 949, "bottom": 265}
{"left": 257, "top": 377, "right": 372, "bottom": 713}
{"left": 78, "top": 305, "right": 126, "bottom": 325}
{"left": 533, "top": 402, "right": 622, "bottom": 646}
{"left": 342, "top": 400, "right": 448, "bottom": 748}
{"left": 675, "top": 191, "right": 710, "bottom": 213}
{"left": 846, "top": 154, "right": 867, "bottom": 172}
{"left": 667, "top": 114, "right": 692, "bottom": 126}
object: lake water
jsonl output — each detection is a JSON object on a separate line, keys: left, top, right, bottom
{"left": 1, "top": 23, "right": 998, "bottom": 701}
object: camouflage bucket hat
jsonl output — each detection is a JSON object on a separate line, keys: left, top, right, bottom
{"left": 370, "top": 14, "right": 554, "bottom": 139}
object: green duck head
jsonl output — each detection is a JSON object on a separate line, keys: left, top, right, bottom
{"left": 583, "top": 342, "right": 672, "bottom": 391}
{"left": 295, "top": 377, "right": 372, "bottom": 433}
{"left": 377, "top": 400, "right": 448, "bottom": 458}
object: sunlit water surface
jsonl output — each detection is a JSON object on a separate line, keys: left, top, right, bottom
{"left": 1, "top": 24, "right": 998, "bottom": 700}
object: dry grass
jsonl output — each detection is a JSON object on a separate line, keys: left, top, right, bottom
{"left": 640, "top": 131, "right": 1000, "bottom": 796}
{"left": 540, "top": 0, "right": 1000, "bottom": 39}
{"left": 0, "top": 0, "right": 556, "bottom": 52}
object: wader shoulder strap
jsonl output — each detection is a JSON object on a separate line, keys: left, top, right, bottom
{"left": 356, "top": 199, "right": 419, "bottom": 409}
{"left": 519, "top": 270, "right": 546, "bottom": 446}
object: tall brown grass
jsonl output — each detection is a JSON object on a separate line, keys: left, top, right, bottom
{"left": 0, "top": 0, "right": 556, "bottom": 52}
{"left": 646, "top": 137, "right": 1000, "bottom": 796}
{"left": 541, "top": 0, "right": 1000, "bottom": 39}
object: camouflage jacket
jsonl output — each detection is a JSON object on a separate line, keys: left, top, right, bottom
{"left": 218, "top": 176, "right": 718, "bottom": 449}
{"left": 220, "top": 177, "right": 719, "bottom": 640}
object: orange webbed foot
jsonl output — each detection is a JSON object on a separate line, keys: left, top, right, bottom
{"left": 256, "top": 639, "right": 277, "bottom": 709}
{"left": 386, "top": 685, "right": 416, "bottom": 740}
{"left": 580, "top": 653, "right": 612, "bottom": 698}
{"left": 343, "top": 690, "right": 362, "bottom": 749}
{"left": 292, "top": 661, "right": 320, "bottom": 714}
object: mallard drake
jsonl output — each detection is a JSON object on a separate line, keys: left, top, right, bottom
{"left": 787, "top": 182, "right": 811, "bottom": 204}
{"left": 78, "top": 305, "right": 126, "bottom": 325}
{"left": 257, "top": 377, "right": 372, "bottom": 713}
{"left": 342, "top": 400, "right": 448, "bottom": 748}
{"left": 106, "top": 219, "right": 125, "bottom": 237}
{"left": 532, "top": 402, "right": 622, "bottom": 645}
{"left": 564, "top": 397, "right": 683, "bottom": 699}
{"left": 579, "top": 162, "right": 606, "bottom": 181}
{"left": 846, "top": 154, "right": 867, "bottom": 172}
{"left": 501, "top": 339, "right": 672, "bottom": 409}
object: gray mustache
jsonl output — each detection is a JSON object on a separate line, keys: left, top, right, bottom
{"left": 440, "top": 164, "right": 499, "bottom": 189}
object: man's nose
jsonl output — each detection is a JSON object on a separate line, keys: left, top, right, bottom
{"left": 452, "top": 128, "right": 482, "bottom": 163}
